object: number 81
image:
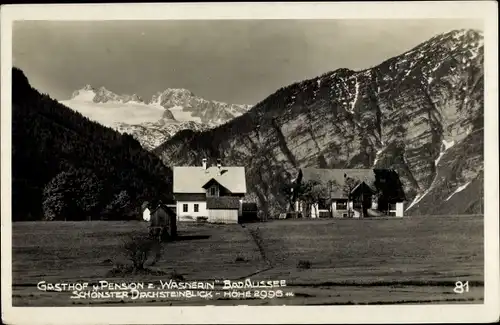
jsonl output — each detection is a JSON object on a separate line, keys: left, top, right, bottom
{"left": 454, "top": 281, "right": 469, "bottom": 294}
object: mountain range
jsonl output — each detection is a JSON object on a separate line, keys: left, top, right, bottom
{"left": 60, "top": 85, "right": 252, "bottom": 150}
{"left": 153, "top": 29, "right": 485, "bottom": 217}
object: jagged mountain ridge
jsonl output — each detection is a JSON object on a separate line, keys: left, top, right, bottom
{"left": 61, "top": 85, "right": 252, "bottom": 149}
{"left": 71, "top": 84, "right": 145, "bottom": 104}
{"left": 154, "top": 29, "right": 484, "bottom": 216}
{"left": 149, "top": 88, "right": 252, "bottom": 125}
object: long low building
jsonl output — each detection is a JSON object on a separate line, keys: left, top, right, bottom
{"left": 292, "top": 168, "right": 407, "bottom": 218}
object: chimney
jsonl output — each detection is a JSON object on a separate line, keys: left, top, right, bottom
{"left": 202, "top": 158, "right": 207, "bottom": 170}
{"left": 217, "top": 158, "right": 222, "bottom": 174}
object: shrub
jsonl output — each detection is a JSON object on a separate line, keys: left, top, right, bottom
{"left": 197, "top": 216, "right": 208, "bottom": 223}
{"left": 297, "top": 260, "right": 312, "bottom": 269}
{"left": 122, "top": 234, "right": 162, "bottom": 270}
{"left": 235, "top": 256, "right": 247, "bottom": 263}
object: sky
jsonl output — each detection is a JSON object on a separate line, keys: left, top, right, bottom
{"left": 13, "top": 19, "right": 483, "bottom": 105}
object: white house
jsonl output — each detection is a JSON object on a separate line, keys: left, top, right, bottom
{"left": 293, "top": 168, "right": 406, "bottom": 218}
{"left": 173, "top": 158, "right": 247, "bottom": 223}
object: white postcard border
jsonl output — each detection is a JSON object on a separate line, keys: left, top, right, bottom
{"left": 1, "top": 2, "right": 498, "bottom": 324}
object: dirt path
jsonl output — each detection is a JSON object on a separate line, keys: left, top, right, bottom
{"left": 237, "top": 225, "right": 275, "bottom": 279}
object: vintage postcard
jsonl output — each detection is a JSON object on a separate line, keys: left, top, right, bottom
{"left": 1, "top": 1, "right": 499, "bottom": 324}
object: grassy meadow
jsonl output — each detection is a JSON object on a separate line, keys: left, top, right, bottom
{"left": 11, "top": 216, "right": 484, "bottom": 306}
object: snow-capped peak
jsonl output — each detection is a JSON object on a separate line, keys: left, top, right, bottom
{"left": 71, "top": 85, "right": 97, "bottom": 101}
{"left": 150, "top": 88, "right": 196, "bottom": 106}
{"left": 69, "top": 85, "right": 145, "bottom": 104}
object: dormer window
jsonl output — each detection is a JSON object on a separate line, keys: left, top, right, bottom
{"left": 208, "top": 184, "right": 219, "bottom": 197}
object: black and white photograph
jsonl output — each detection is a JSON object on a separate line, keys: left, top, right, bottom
{"left": 1, "top": 2, "right": 499, "bottom": 324}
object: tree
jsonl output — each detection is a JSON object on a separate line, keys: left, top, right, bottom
{"left": 42, "top": 167, "right": 104, "bottom": 221}
{"left": 343, "top": 176, "right": 358, "bottom": 201}
{"left": 325, "top": 179, "right": 340, "bottom": 217}
{"left": 295, "top": 180, "right": 329, "bottom": 218}
{"left": 102, "top": 190, "right": 132, "bottom": 220}
{"left": 342, "top": 176, "right": 359, "bottom": 218}
{"left": 309, "top": 182, "right": 329, "bottom": 218}
{"left": 279, "top": 181, "right": 296, "bottom": 212}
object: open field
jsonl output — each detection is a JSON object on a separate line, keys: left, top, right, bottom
{"left": 11, "top": 216, "right": 484, "bottom": 306}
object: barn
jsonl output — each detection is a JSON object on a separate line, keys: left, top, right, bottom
{"left": 206, "top": 197, "right": 241, "bottom": 224}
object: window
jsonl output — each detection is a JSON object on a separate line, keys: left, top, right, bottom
{"left": 336, "top": 200, "right": 347, "bottom": 210}
{"left": 183, "top": 204, "right": 188, "bottom": 213}
{"left": 194, "top": 204, "right": 199, "bottom": 212}
{"left": 209, "top": 185, "right": 218, "bottom": 197}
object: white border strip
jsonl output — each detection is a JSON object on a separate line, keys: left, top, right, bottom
{"left": 1, "top": 2, "right": 499, "bottom": 324}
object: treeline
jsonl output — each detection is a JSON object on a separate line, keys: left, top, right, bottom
{"left": 12, "top": 67, "right": 173, "bottom": 221}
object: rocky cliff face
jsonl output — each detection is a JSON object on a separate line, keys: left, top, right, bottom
{"left": 154, "top": 29, "right": 484, "bottom": 216}
{"left": 114, "top": 119, "right": 210, "bottom": 151}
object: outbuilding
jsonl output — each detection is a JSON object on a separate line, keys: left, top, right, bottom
{"left": 149, "top": 202, "right": 177, "bottom": 241}
{"left": 206, "top": 197, "right": 241, "bottom": 224}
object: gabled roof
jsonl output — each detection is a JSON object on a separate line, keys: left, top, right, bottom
{"left": 300, "top": 168, "right": 376, "bottom": 198}
{"left": 150, "top": 203, "right": 176, "bottom": 216}
{"left": 173, "top": 166, "right": 246, "bottom": 194}
{"left": 206, "top": 196, "right": 241, "bottom": 209}
{"left": 201, "top": 178, "right": 230, "bottom": 192}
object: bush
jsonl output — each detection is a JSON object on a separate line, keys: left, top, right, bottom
{"left": 297, "top": 260, "right": 312, "bottom": 269}
{"left": 235, "top": 256, "right": 247, "bottom": 263}
{"left": 196, "top": 216, "right": 208, "bottom": 223}
{"left": 122, "top": 234, "right": 162, "bottom": 270}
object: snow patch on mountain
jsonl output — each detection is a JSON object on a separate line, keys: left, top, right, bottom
{"left": 60, "top": 99, "right": 165, "bottom": 127}
{"left": 71, "top": 85, "right": 96, "bottom": 101}
{"left": 435, "top": 139, "right": 455, "bottom": 166}
{"left": 351, "top": 77, "right": 359, "bottom": 113}
{"left": 372, "top": 148, "right": 384, "bottom": 168}
{"left": 445, "top": 181, "right": 472, "bottom": 201}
